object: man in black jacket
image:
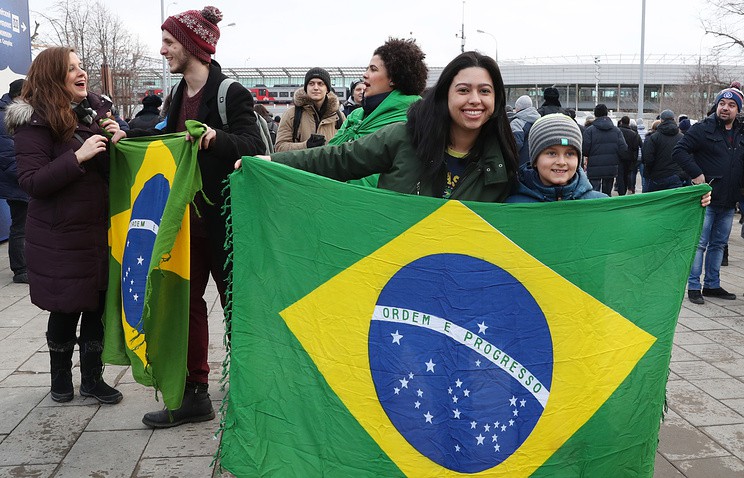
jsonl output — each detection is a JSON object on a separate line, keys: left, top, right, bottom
{"left": 673, "top": 88, "right": 744, "bottom": 304}
{"left": 617, "top": 116, "right": 641, "bottom": 195}
{"left": 642, "top": 110, "right": 687, "bottom": 192}
{"left": 582, "top": 104, "right": 628, "bottom": 196}
{"left": 115, "top": 5, "right": 264, "bottom": 427}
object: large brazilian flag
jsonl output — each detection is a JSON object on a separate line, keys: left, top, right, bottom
{"left": 219, "top": 157, "right": 707, "bottom": 477}
{"left": 103, "top": 121, "right": 203, "bottom": 410}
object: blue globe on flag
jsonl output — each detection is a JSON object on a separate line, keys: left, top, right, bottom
{"left": 369, "top": 254, "right": 553, "bottom": 472}
{"left": 121, "top": 175, "right": 171, "bottom": 332}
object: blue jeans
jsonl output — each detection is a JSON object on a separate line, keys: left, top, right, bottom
{"left": 688, "top": 206, "right": 735, "bottom": 290}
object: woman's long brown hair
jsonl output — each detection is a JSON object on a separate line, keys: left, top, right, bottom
{"left": 20, "top": 46, "right": 79, "bottom": 142}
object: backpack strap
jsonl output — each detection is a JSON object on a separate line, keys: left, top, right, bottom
{"left": 292, "top": 105, "right": 303, "bottom": 143}
{"left": 217, "top": 78, "right": 237, "bottom": 132}
{"left": 253, "top": 111, "right": 275, "bottom": 155}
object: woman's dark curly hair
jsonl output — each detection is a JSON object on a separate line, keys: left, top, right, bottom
{"left": 374, "top": 38, "right": 428, "bottom": 96}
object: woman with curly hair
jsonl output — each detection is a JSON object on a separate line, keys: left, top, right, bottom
{"left": 239, "top": 51, "right": 518, "bottom": 203}
{"left": 4, "top": 46, "right": 123, "bottom": 404}
{"left": 330, "top": 37, "right": 428, "bottom": 187}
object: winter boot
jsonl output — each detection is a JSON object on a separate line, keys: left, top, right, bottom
{"left": 48, "top": 335, "right": 76, "bottom": 403}
{"left": 79, "top": 340, "right": 123, "bottom": 404}
{"left": 142, "top": 381, "right": 215, "bottom": 428}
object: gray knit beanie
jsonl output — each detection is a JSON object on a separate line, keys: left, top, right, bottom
{"left": 528, "top": 113, "right": 583, "bottom": 166}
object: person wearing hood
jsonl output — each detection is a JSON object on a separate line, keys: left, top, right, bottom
{"left": 507, "top": 113, "right": 607, "bottom": 202}
{"left": 128, "top": 94, "right": 163, "bottom": 130}
{"left": 5, "top": 47, "right": 123, "bottom": 406}
{"left": 330, "top": 38, "right": 428, "bottom": 187}
{"left": 0, "top": 78, "right": 29, "bottom": 284}
{"left": 342, "top": 79, "right": 365, "bottom": 117}
{"left": 275, "top": 67, "right": 345, "bottom": 151}
{"left": 537, "top": 87, "right": 567, "bottom": 116}
{"left": 616, "top": 116, "right": 641, "bottom": 195}
{"left": 510, "top": 95, "right": 540, "bottom": 166}
{"left": 582, "top": 103, "right": 628, "bottom": 196}
{"left": 642, "top": 109, "right": 688, "bottom": 192}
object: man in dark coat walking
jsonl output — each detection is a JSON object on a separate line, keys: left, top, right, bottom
{"left": 617, "top": 116, "right": 641, "bottom": 195}
{"left": 642, "top": 109, "right": 687, "bottom": 192}
{"left": 582, "top": 104, "right": 628, "bottom": 196}
{"left": 0, "top": 79, "right": 29, "bottom": 283}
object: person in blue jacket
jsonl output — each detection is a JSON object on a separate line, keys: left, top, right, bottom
{"left": 507, "top": 113, "right": 607, "bottom": 202}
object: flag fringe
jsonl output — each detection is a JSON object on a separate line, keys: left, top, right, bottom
{"left": 213, "top": 175, "right": 235, "bottom": 471}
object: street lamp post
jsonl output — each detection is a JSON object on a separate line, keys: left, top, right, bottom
{"left": 160, "top": 1, "right": 177, "bottom": 93}
{"left": 214, "top": 23, "right": 236, "bottom": 62}
{"left": 476, "top": 29, "right": 498, "bottom": 63}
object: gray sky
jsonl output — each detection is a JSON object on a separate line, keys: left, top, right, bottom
{"left": 28, "top": 0, "right": 723, "bottom": 68}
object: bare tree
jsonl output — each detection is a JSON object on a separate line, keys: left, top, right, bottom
{"left": 702, "top": 0, "right": 744, "bottom": 53}
{"left": 33, "top": 0, "right": 155, "bottom": 118}
{"left": 666, "top": 59, "right": 728, "bottom": 121}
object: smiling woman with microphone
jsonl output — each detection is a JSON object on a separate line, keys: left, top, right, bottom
{"left": 4, "top": 46, "right": 123, "bottom": 406}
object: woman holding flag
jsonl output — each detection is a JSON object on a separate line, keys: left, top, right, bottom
{"left": 5, "top": 47, "right": 123, "bottom": 404}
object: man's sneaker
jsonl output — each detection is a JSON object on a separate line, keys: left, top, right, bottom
{"left": 702, "top": 287, "right": 736, "bottom": 300}
{"left": 688, "top": 290, "right": 704, "bottom": 305}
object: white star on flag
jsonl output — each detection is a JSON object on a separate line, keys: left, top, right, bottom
{"left": 476, "top": 434, "right": 485, "bottom": 445}
{"left": 133, "top": 294, "right": 139, "bottom": 301}
{"left": 470, "top": 421, "right": 477, "bottom": 429}
{"left": 455, "top": 379, "right": 463, "bottom": 388}
{"left": 137, "top": 256, "right": 144, "bottom": 265}
{"left": 394, "top": 387, "right": 400, "bottom": 395}
{"left": 452, "top": 395, "right": 459, "bottom": 403}
{"left": 417, "top": 389, "right": 423, "bottom": 397}
{"left": 455, "top": 444, "right": 461, "bottom": 452}
{"left": 408, "top": 372, "right": 414, "bottom": 379}
{"left": 424, "top": 412, "right": 433, "bottom": 423}
{"left": 509, "top": 396, "right": 517, "bottom": 406}
{"left": 501, "top": 424, "right": 507, "bottom": 432}
{"left": 475, "top": 360, "right": 481, "bottom": 367}
{"left": 520, "top": 399, "right": 526, "bottom": 407}
{"left": 477, "top": 321, "right": 488, "bottom": 334}
{"left": 390, "top": 330, "right": 403, "bottom": 344}
{"left": 484, "top": 424, "right": 491, "bottom": 432}
{"left": 492, "top": 434, "right": 498, "bottom": 442}
{"left": 509, "top": 419, "right": 515, "bottom": 427}
{"left": 494, "top": 444, "right": 501, "bottom": 452}
{"left": 399, "top": 378, "right": 409, "bottom": 389}
{"left": 463, "top": 389, "right": 470, "bottom": 397}
{"left": 513, "top": 409, "right": 519, "bottom": 417}
{"left": 453, "top": 409, "right": 461, "bottom": 419}
{"left": 425, "top": 359, "right": 436, "bottom": 372}
{"left": 414, "top": 401, "right": 421, "bottom": 409}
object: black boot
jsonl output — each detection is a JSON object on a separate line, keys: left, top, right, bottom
{"left": 79, "top": 340, "right": 123, "bottom": 404}
{"left": 48, "top": 335, "right": 76, "bottom": 403}
{"left": 142, "top": 381, "right": 215, "bottom": 428}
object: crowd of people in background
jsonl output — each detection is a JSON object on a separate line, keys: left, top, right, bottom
{"left": 0, "top": 3, "right": 734, "bottom": 434}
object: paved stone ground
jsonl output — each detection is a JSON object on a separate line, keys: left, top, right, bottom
{"left": 0, "top": 222, "right": 743, "bottom": 477}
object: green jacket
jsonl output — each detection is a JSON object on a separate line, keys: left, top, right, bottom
{"left": 272, "top": 122, "right": 513, "bottom": 202}
{"left": 330, "top": 89, "right": 421, "bottom": 188}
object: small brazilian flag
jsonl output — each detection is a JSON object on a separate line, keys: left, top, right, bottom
{"left": 103, "top": 121, "right": 203, "bottom": 410}
{"left": 219, "top": 157, "right": 707, "bottom": 477}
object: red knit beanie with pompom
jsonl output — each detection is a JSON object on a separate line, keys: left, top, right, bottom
{"left": 162, "top": 6, "right": 222, "bottom": 63}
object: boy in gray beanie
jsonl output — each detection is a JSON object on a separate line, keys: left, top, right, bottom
{"left": 507, "top": 114, "right": 608, "bottom": 202}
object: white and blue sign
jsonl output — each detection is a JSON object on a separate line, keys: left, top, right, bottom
{"left": 0, "top": 0, "right": 31, "bottom": 74}
{"left": 369, "top": 254, "right": 553, "bottom": 473}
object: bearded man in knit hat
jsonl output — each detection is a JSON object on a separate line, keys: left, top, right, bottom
{"left": 673, "top": 87, "right": 744, "bottom": 305}
{"left": 113, "top": 5, "right": 264, "bottom": 428}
